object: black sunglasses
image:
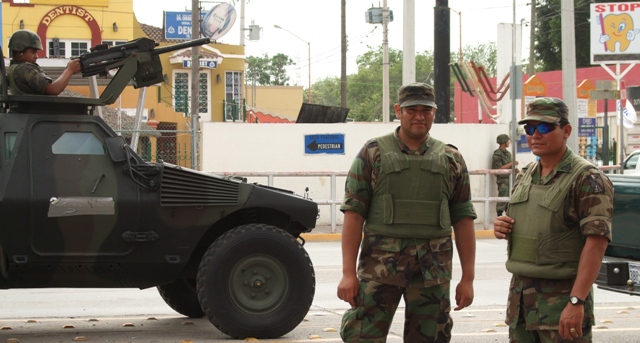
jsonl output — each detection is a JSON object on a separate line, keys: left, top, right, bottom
{"left": 524, "top": 122, "right": 557, "bottom": 135}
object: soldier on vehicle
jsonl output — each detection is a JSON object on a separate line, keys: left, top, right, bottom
{"left": 492, "top": 134, "right": 518, "bottom": 216}
{"left": 493, "top": 97, "right": 613, "bottom": 342}
{"left": 6, "top": 29, "right": 81, "bottom": 95}
{"left": 337, "top": 82, "right": 477, "bottom": 342}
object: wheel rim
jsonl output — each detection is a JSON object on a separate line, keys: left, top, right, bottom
{"left": 229, "top": 253, "right": 289, "bottom": 314}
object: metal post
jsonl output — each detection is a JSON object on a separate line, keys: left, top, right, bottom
{"left": 382, "top": 0, "right": 390, "bottom": 122}
{"left": 131, "top": 87, "right": 147, "bottom": 153}
{"left": 191, "top": 0, "right": 200, "bottom": 170}
{"left": 604, "top": 101, "right": 609, "bottom": 165}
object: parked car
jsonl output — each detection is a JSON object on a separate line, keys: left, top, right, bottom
{"left": 622, "top": 150, "right": 640, "bottom": 174}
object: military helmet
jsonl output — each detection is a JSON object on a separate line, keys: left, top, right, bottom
{"left": 8, "top": 29, "right": 43, "bottom": 55}
{"left": 496, "top": 134, "right": 510, "bottom": 144}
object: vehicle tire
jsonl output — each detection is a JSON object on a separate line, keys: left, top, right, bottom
{"left": 196, "top": 223, "right": 315, "bottom": 339}
{"left": 157, "top": 279, "right": 204, "bottom": 318}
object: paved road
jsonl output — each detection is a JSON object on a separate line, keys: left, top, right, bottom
{"left": 1, "top": 239, "right": 640, "bottom": 342}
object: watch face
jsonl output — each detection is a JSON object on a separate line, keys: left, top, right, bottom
{"left": 570, "top": 296, "right": 578, "bottom": 304}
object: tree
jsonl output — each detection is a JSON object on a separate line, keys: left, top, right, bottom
{"left": 459, "top": 41, "right": 497, "bottom": 77}
{"left": 270, "top": 53, "right": 294, "bottom": 86}
{"left": 534, "top": 0, "right": 619, "bottom": 71}
{"left": 245, "top": 53, "right": 294, "bottom": 86}
{"left": 309, "top": 42, "right": 495, "bottom": 122}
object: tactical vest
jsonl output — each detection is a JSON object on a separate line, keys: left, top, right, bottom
{"left": 505, "top": 153, "right": 594, "bottom": 279}
{"left": 365, "top": 133, "right": 452, "bottom": 238}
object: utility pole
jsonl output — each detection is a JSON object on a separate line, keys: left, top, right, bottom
{"left": 341, "top": 0, "right": 347, "bottom": 108}
{"left": 402, "top": 0, "right": 416, "bottom": 85}
{"left": 434, "top": 0, "right": 450, "bottom": 123}
{"left": 529, "top": 0, "right": 536, "bottom": 75}
{"left": 382, "top": 0, "right": 390, "bottom": 122}
{"left": 561, "top": 0, "right": 578, "bottom": 152}
{"left": 191, "top": 0, "right": 200, "bottom": 170}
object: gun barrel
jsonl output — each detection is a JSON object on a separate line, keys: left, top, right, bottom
{"left": 153, "top": 37, "right": 211, "bottom": 55}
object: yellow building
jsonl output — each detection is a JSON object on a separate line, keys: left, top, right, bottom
{"left": 1, "top": 0, "right": 246, "bottom": 168}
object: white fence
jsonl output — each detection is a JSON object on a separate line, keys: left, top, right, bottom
{"left": 211, "top": 165, "right": 622, "bottom": 233}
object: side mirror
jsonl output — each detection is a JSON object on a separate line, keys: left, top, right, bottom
{"left": 105, "top": 136, "right": 127, "bottom": 162}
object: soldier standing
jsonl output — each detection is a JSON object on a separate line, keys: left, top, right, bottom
{"left": 6, "top": 29, "right": 81, "bottom": 95}
{"left": 337, "top": 82, "right": 477, "bottom": 342}
{"left": 492, "top": 134, "right": 518, "bottom": 216}
{"left": 493, "top": 97, "right": 613, "bottom": 342}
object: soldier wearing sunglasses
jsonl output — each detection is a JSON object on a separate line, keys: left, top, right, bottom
{"left": 493, "top": 97, "right": 613, "bottom": 343}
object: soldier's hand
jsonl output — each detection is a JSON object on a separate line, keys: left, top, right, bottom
{"left": 67, "top": 59, "right": 81, "bottom": 74}
{"left": 559, "top": 303, "right": 584, "bottom": 341}
{"left": 454, "top": 279, "right": 474, "bottom": 311}
{"left": 493, "top": 215, "right": 514, "bottom": 239}
{"left": 337, "top": 274, "right": 360, "bottom": 308}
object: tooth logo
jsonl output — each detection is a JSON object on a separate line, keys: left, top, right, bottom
{"left": 599, "top": 13, "right": 640, "bottom": 52}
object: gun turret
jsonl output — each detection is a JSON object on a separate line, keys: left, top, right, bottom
{"left": 80, "top": 37, "right": 210, "bottom": 88}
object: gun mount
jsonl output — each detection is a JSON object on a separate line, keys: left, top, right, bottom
{"left": 0, "top": 37, "right": 211, "bottom": 113}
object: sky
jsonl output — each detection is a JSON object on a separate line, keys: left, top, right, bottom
{"left": 132, "top": 0, "right": 532, "bottom": 87}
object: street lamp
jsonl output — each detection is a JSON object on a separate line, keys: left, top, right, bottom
{"left": 274, "top": 24, "right": 312, "bottom": 103}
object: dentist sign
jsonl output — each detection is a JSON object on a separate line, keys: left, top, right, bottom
{"left": 591, "top": 2, "right": 640, "bottom": 64}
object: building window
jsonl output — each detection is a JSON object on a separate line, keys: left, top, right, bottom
{"left": 172, "top": 70, "right": 211, "bottom": 120}
{"left": 224, "top": 71, "right": 243, "bottom": 121}
{"left": 101, "top": 40, "right": 127, "bottom": 47}
{"left": 47, "top": 39, "right": 90, "bottom": 58}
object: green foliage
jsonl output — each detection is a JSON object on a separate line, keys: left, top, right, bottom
{"left": 246, "top": 53, "right": 294, "bottom": 86}
{"left": 534, "top": 0, "right": 619, "bottom": 71}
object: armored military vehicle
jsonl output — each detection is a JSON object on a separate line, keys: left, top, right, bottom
{"left": 0, "top": 37, "right": 318, "bottom": 339}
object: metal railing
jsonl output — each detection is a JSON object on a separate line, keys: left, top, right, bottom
{"left": 209, "top": 165, "right": 622, "bottom": 233}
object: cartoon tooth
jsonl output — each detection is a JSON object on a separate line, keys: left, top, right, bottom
{"left": 601, "top": 13, "right": 634, "bottom": 52}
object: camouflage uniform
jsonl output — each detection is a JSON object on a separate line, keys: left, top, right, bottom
{"left": 7, "top": 61, "right": 52, "bottom": 95}
{"left": 504, "top": 97, "right": 613, "bottom": 342}
{"left": 340, "top": 127, "right": 477, "bottom": 342}
{"left": 492, "top": 146, "right": 512, "bottom": 214}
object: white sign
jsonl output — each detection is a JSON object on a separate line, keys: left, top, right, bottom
{"left": 183, "top": 60, "right": 218, "bottom": 69}
{"left": 591, "top": 2, "right": 640, "bottom": 64}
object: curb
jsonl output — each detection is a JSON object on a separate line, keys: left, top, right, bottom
{"left": 301, "top": 229, "right": 497, "bottom": 242}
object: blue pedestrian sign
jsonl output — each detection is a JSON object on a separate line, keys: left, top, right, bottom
{"left": 304, "top": 134, "right": 345, "bottom": 155}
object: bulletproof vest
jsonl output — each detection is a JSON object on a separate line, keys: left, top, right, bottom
{"left": 365, "top": 133, "right": 452, "bottom": 238}
{"left": 505, "top": 153, "right": 594, "bottom": 279}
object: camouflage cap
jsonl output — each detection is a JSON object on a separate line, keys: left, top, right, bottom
{"left": 518, "top": 97, "right": 569, "bottom": 124}
{"left": 496, "top": 134, "right": 510, "bottom": 144}
{"left": 397, "top": 82, "right": 437, "bottom": 108}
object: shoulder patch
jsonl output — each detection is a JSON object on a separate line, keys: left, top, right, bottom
{"left": 587, "top": 173, "right": 605, "bottom": 194}
{"left": 446, "top": 143, "right": 459, "bottom": 150}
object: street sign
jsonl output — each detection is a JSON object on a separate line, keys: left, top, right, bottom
{"left": 578, "top": 117, "right": 597, "bottom": 136}
{"left": 596, "top": 80, "right": 617, "bottom": 90}
{"left": 164, "top": 11, "right": 207, "bottom": 40}
{"left": 183, "top": 60, "right": 218, "bottom": 69}
{"left": 590, "top": 90, "right": 620, "bottom": 100}
{"left": 304, "top": 134, "right": 345, "bottom": 155}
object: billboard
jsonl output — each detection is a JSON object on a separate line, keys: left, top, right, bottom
{"left": 591, "top": 2, "right": 640, "bottom": 64}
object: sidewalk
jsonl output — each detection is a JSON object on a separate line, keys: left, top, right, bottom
{"left": 301, "top": 223, "right": 497, "bottom": 242}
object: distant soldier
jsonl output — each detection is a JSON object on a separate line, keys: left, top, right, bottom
{"left": 6, "top": 29, "right": 81, "bottom": 95}
{"left": 493, "top": 97, "right": 613, "bottom": 342}
{"left": 492, "top": 134, "right": 518, "bottom": 216}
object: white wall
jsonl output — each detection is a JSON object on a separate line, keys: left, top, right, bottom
{"left": 201, "top": 122, "right": 537, "bottom": 226}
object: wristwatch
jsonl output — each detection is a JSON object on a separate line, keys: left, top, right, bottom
{"left": 569, "top": 296, "right": 585, "bottom": 305}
